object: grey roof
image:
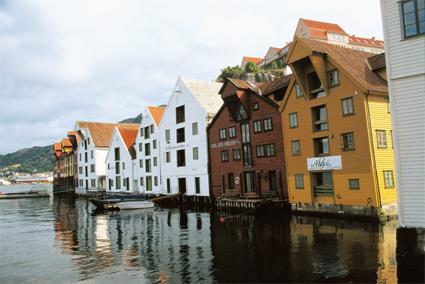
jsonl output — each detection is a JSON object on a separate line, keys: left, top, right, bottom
{"left": 183, "top": 79, "right": 223, "bottom": 115}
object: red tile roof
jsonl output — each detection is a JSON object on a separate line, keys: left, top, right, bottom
{"left": 300, "top": 18, "right": 348, "bottom": 36}
{"left": 77, "top": 121, "right": 138, "bottom": 148}
{"left": 147, "top": 106, "right": 166, "bottom": 126}
{"left": 301, "top": 37, "right": 387, "bottom": 93}
{"left": 54, "top": 142, "right": 62, "bottom": 151}
{"left": 242, "top": 56, "right": 263, "bottom": 65}
{"left": 349, "top": 36, "right": 384, "bottom": 48}
{"left": 117, "top": 125, "right": 139, "bottom": 151}
{"left": 62, "top": 138, "right": 72, "bottom": 147}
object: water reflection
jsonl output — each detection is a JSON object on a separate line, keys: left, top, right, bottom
{"left": 16, "top": 195, "right": 395, "bottom": 283}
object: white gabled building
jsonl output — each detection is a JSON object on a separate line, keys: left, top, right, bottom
{"left": 159, "top": 77, "right": 222, "bottom": 197}
{"left": 105, "top": 125, "right": 139, "bottom": 193}
{"left": 134, "top": 106, "right": 165, "bottom": 195}
{"left": 380, "top": 0, "right": 425, "bottom": 229}
{"left": 75, "top": 121, "right": 120, "bottom": 194}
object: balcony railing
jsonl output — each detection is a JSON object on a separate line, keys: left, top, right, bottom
{"left": 314, "top": 185, "right": 334, "bottom": 196}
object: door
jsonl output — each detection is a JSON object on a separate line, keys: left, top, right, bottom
{"left": 126, "top": 178, "right": 130, "bottom": 191}
{"left": 178, "top": 178, "right": 186, "bottom": 194}
{"left": 85, "top": 180, "right": 88, "bottom": 190}
{"left": 243, "top": 172, "right": 255, "bottom": 194}
{"left": 268, "top": 171, "right": 277, "bottom": 192}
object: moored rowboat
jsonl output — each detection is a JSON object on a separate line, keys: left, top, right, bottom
{"left": 116, "top": 201, "right": 155, "bottom": 210}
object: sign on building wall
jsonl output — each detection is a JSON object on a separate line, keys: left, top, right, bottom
{"left": 210, "top": 140, "right": 240, "bottom": 149}
{"left": 307, "top": 156, "right": 342, "bottom": 171}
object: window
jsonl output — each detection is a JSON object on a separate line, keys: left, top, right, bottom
{"left": 115, "top": 162, "right": 120, "bottom": 174}
{"left": 228, "top": 127, "right": 236, "bottom": 138}
{"left": 150, "top": 125, "right": 154, "bottom": 134}
{"left": 219, "top": 128, "right": 227, "bottom": 140}
{"left": 166, "top": 178, "right": 171, "bottom": 193}
{"left": 84, "top": 141, "right": 87, "bottom": 150}
{"left": 193, "top": 147, "right": 199, "bottom": 160}
{"left": 145, "top": 159, "right": 151, "bottom": 173}
{"left": 295, "top": 83, "right": 303, "bottom": 97}
{"left": 192, "top": 122, "right": 198, "bottom": 135}
{"left": 314, "top": 137, "right": 330, "bottom": 156}
{"left": 116, "top": 176, "right": 121, "bottom": 190}
{"left": 79, "top": 153, "right": 81, "bottom": 161}
{"left": 90, "top": 150, "right": 94, "bottom": 159}
{"left": 243, "top": 144, "right": 252, "bottom": 166}
{"left": 401, "top": 0, "right": 425, "bottom": 38}
{"left": 291, "top": 140, "right": 301, "bottom": 156}
{"left": 140, "top": 177, "right": 144, "bottom": 186}
{"left": 165, "top": 151, "right": 171, "bottom": 163}
{"left": 341, "top": 132, "right": 355, "bottom": 151}
{"left": 176, "top": 105, "right": 185, "bottom": 123}
{"left": 387, "top": 98, "right": 391, "bottom": 113}
{"left": 241, "top": 123, "right": 250, "bottom": 143}
{"left": 177, "top": 149, "right": 186, "bottom": 167}
{"left": 146, "top": 176, "right": 152, "bottom": 191}
{"left": 153, "top": 140, "right": 157, "bottom": 149}
{"left": 140, "top": 128, "right": 143, "bottom": 137}
{"left": 90, "top": 164, "right": 95, "bottom": 173}
{"left": 289, "top": 112, "right": 298, "bottom": 128}
{"left": 328, "top": 70, "right": 340, "bottom": 87}
{"left": 349, "top": 179, "right": 360, "bottom": 190}
{"left": 165, "top": 129, "right": 170, "bottom": 142}
{"left": 312, "top": 105, "right": 328, "bottom": 131}
{"left": 195, "top": 177, "right": 201, "bottom": 194}
{"left": 265, "top": 144, "right": 276, "bottom": 157}
{"left": 312, "top": 172, "right": 333, "bottom": 196}
{"left": 256, "top": 145, "right": 265, "bottom": 157}
{"left": 79, "top": 167, "right": 82, "bottom": 174}
{"left": 295, "top": 174, "right": 304, "bottom": 189}
{"left": 123, "top": 178, "right": 127, "bottom": 188}
{"left": 390, "top": 130, "right": 394, "bottom": 148}
{"left": 153, "top": 157, "right": 158, "bottom": 166}
{"left": 139, "top": 159, "right": 143, "bottom": 168}
{"left": 154, "top": 176, "right": 158, "bottom": 186}
{"left": 376, "top": 130, "right": 387, "bottom": 148}
{"left": 228, "top": 173, "right": 235, "bottom": 189}
{"left": 91, "top": 179, "right": 96, "bottom": 187}
{"left": 232, "top": 149, "right": 241, "bottom": 160}
{"left": 79, "top": 179, "right": 83, "bottom": 187}
{"left": 383, "top": 171, "right": 395, "bottom": 188}
{"left": 253, "top": 120, "right": 262, "bottom": 133}
{"left": 307, "top": 72, "right": 326, "bottom": 98}
{"left": 139, "top": 143, "right": 142, "bottom": 152}
{"left": 263, "top": 118, "right": 273, "bottom": 131}
{"left": 221, "top": 150, "right": 229, "bottom": 162}
{"left": 122, "top": 162, "right": 125, "bottom": 170}
{"left": 114, "top": 147, "right": 120, "bottom": 161}
{"left": 84, "top": 152, "right": 88, "bottom": 163}
{"left": 145, "top": 143, "right": 151, "bottom": 156}
{"left": 342, "top": 97, "right": 354, "bottom": 116}
{"left": 144, "top": 126, "right": 150, "bottom": 139}
{"left": 88, "top": 138, "right": 90, "bottom": 145}
{"left": 176, "top": 127, "right": 185, "bottom": 143}
{"left": 253, "top": 102, "right": 259, "bottom": 110}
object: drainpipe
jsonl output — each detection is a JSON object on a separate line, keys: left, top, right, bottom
{"left": 365, "top": 91, "right": 382, "bottom": 209}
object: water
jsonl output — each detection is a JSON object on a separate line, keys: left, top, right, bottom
{"left": 0, "top": 185, "right": 398, "bottom": 283}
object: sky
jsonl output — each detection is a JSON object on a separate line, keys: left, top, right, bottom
{"left": 0, "top": 0, "right": 384, "bottom": 154}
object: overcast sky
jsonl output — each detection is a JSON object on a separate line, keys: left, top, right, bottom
{"left": 0, "top": 0, "right": 384, "bottom": 154}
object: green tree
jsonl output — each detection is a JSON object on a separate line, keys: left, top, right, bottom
{"left": 217, "top": 65, "right": 244, "bottom": 82}
{"left": 245, "top": 62, "right": 259, "bottom": 73}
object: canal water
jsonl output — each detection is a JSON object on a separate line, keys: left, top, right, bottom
{"left": 0, "top": 185, "right": 398, "bottom": 283}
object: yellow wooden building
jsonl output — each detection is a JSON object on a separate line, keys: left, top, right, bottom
{"left": 280, "top": 36, "right": 397, "bottom": 217}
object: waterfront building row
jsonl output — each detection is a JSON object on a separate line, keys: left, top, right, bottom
{"left": 53, "top": 18, "right": 398, "bottom": 217}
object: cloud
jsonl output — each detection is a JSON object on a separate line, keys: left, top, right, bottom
{"left": 0, "top": 0, "right": 383, "bottom": 154}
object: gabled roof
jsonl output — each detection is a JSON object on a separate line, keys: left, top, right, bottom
{"left": 227, "top": 78, "right": 258, "bottom": 91}
{"left": 349, "top": 35, "right": 385, "bottom": 48}
{"left": 367, "top": 53, "right": 386, "bottom": 71}
{"left": 300, "top": 18, "right": 348, "bottom": 36}
{"left": 116, "top": 125, "right": 139, "bottom": 151}
{"left": 76, "top": 121, "right": 138, "bottom": 148}
{"left": 54, "top": 143, "right": 62, "bottom": 151}
{"left": 62, "top": 138, "right": 72, "bottom": 147}
{"left": 182, "top": 79, "right": 223, "bottom": 115}
{"left": 300, "top": 37, "right": 387, "bottom": 93}
{"left": 257, "top": 74, "right": 293, "bottom": 95}
{"left": 242, "top": 56, "right": 263, "bottom": 65}
{"left": 147, "top": 106, "right": 166, "bottom": 126}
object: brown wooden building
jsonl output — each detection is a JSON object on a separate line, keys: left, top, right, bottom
{"left": 208, "top": 76, "right": 291, "bottom": 200}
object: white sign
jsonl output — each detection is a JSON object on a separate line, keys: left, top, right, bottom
{"left": 307, "top": 156, "right": 342, "bottom": 171}
{"left": 210, "top": 140, "right": 240, "bottom": 149}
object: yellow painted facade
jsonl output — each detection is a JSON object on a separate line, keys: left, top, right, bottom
{"left": 280, "top": 36, "right": 397, "bottom": 215}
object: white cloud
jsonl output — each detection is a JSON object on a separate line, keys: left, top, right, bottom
{"left": 0, "top": 0, "right": 383, "bottom": 154}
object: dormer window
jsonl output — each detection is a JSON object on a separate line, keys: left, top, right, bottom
{"left": 327, "top": 33, "right": 349, "bottom": 43}
{"left": 307, "top": 72, "right": 326, "bottom": 99}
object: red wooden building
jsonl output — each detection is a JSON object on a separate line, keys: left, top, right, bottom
{"left": 208, "top": 76, "right": 291, "bottom": 200}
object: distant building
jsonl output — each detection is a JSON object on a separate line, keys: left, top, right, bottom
{"left": 159, "top": 77, "right": 222, "bottom": 197}
{"left": 281, "top": 34, "right": 397, "bottom": 217}
{"left": 134, "top": 106, "right": 166, "bottom": 195}
{"left": 105, "top": 125, "right": 139, "bottom": 193}
{"left": 240, "top": 56, "right": 262, "bottom": 71}
{"left": 74, "top": 121, "right": 138, "bottom": 194}
{"left": 208, "top": 76, "right": 290, "bottom": 199}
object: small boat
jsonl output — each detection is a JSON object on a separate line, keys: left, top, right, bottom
{"left": 89, "top": 194, "right": 146, "bottom": 210}
{"left": 116, "top": 201, "right": 155, "bottom": 210}
{"left": 0, "top": 190, "right": 49, "bottom": 199}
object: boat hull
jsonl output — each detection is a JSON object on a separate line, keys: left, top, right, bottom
{"left": 116, "top": 201, "right": 155, "bottom": 210}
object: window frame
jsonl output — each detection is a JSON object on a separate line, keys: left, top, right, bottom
{"left": 401, "top": 0, "right": 425, "bottom": 39}
{"left": 295, "top": 174, "right": 304, "bottom": 189}
{"left": 228, "top": 127, "right": 236, "bottom": 138}
{"left": 327, "top": 69, "right": 340, "bottom": 87}
{"left": 219, "top": 128, "right": 227, "bottom": 140}
{"left": 291, "top": 140, "right": 301, "bottom": 156}
{"left": 341, "top": 132, "right": 356, "bottom": 151}
{"left": 383, "top": 170, "right": 395, "bottom": 188}
{"left": 376, "top": 130, "right": 388, "bottom": 148}
{"left": 176, "top": 105, "right": 185, "bottom": 124}
{"left": 232, "top": 149, "right": 241, "bottom": 161}
{"left": 289, "top": 112, "right": 298, "bottom": 128}
{"left": 349, "top": 178, "right": 360, "bottom": 190}
{"left": 341, "top": 97, "right": 355, "bottom": 116}
{"left": 253, "top": 120, "right": 263, "bottom": 133}
{"left": 221, "top": 150, "right": 229, "bottom": 162}
{"left": 295, "top": 83, "right": 304, "bottom": 98}
{"left": 263, "top": 118, "right": 273, "bottom": 132}
{"left": 253, "top": 102, "right": 260, "bottom": 111}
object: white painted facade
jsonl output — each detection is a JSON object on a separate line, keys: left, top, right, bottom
{"left": 75, "top": 128, "right": 107, "bottom": 194}
{"left": 105, "top": 128, "right": 138, "bottom": 193}
{"left": 159, "top": 78, "right": 222, "bottom": 197}
{"left": 380, "top": 0, "right": 425, "bottom": 228}
{"left": 135, "top": 107, "right": 162, "bottom": 195}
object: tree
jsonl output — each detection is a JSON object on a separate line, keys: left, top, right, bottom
{"left": 245, "top": 62, "right": 259, "bottom": 73}
{"left": 217, "top": 65, "right": 244, "bottom": 82}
